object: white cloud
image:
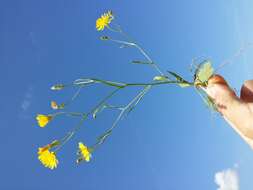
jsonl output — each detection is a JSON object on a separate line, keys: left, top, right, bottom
{"left": 214, "top": 168, "right": 239, "bottom": 190}
{"left": 21, "top": 87, "right": 33, "bottom": 111}
{"left": 21, "top": 99, "right": 31, "bottom": 111}
{"left": 19, "top": 86, "right": 34, "bottom": 119}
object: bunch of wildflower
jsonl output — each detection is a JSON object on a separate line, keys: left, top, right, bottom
{"left": 36, "top": 10, "right": 216, "bottom": 170}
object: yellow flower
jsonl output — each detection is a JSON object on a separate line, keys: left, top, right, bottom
{"left": 38, "top": 149, "right": 58, "bottom": 169}
{"left": 36, "top": 114, "right": 53, "bottom": 127}
{"left": 38, "top": 141, "right": 59, "bottom": 169}
{"left": 96, "top": 11, "right": 113, "bottom": 31}
{"left": 78, "top": 142, "right": 91, "bottom": 162}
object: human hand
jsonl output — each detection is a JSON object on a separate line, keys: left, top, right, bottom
{"left": 205, "top": 75, "right": 253, "bottom": 147}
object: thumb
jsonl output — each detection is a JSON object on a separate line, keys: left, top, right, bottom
{"left": 205, "top": 75, "right": 237, "bottom": 113}
{"left": 206, "top": 75, "right": 253, "bottom": 141}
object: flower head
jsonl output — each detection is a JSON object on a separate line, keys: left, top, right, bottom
{"left": 36, "top": 114, "right": 53, "bottom": 127}
{"left": 77, "top": 142, "right": 92, "bottom": 163}
{"left": 51, "top": 101, "right": 58, "bottom": 110}
{"left": 96, "top": 11, "right": 113, "bottom": 31}
{"left": 38, "top": 141, "right": 59, "bottom": 169}
{"left": 38, "top": 149, "right": 58, "bottom": 169}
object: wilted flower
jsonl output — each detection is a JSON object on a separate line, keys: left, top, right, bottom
{"left": 51, "top": 101, "right": 58, "bottom": 110}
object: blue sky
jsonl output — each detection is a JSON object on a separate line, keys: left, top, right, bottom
{"left": 1, "top": 0, "right": 253, "bottom": 189}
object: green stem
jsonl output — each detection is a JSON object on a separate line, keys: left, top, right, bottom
{"left": 133, "top": 43, "right": 164, "bottom": 75}
{"left": 87, "top": 88, "right": 121, "bottom": 115}
{"left": 54, "top": 117, "right": 87, "bottom": 152}
{"left": 54, "top": 88, "right": 121, "bottom": 152}
{"left": 53, "top": 111, "right": 84, "bottom": 118}
{"left": 92, "top": 85, "right": 152, "bottom": 149}
{"left": 74, "top": 78, "right": 194, "bottom": 88}
{"left": 109, "top": 38, "right": 164, "bottom": 75}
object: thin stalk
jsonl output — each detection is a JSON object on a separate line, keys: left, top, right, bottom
{"left": 54, "top": 88, "right": 121, "bottom": 152}
{"left": 134, "top": 44, "right": 164, "bottom": 75}
{"left": 53, "top": 111, "right": 84, "bottom": 118}
{"left": 109, "top": 38, "right": 164, "bottom": 75}
{"left": 74, "top": 78, "right": 194, "bottom": 88}
{"left": 54, "top": 117, "right": 87, "bottom": 152}
{"left": 87, "top": 88, "right": 121, "bottom": 115}
{"left": 92, "top": 85, "right": 152, "bottom": 149}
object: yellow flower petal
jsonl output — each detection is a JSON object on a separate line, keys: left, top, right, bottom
{"left": 78, "top": 142, "right": 91, "bottom": 162}
{"left": 96, "top": 11, "right": 113, "bottom": 31}
{"left": 36, "top": 114, "right": 53, "bottom": 127}
{"left": 38, "top": 149, "right": 58, "bottom": 169}
{"left": 37, "top": 140, "right": 60, "bottom": 169}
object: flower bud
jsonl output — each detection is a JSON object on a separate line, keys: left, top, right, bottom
{"left": 51, "top": 84, "right": 64, "bottom": 91}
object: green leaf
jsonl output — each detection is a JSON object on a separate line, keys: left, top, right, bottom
{"left": 132, "top": 60, "right": 153, "bottom": 64}
{"left": 167, "top": 71, "right": 191, "bottom": 88}
{"left": 167, "top": 71, "right": 184, "bottom": 81}
{"left": 153, "top": 75, "right": 168, "bottom": 81}
{"left": 92, "top": 78, "right": 125, "bottom": 88}
{"left": 195, "top": 60, "right": 214, "bottom": 83}
{"left": 178, "top": 83, "right": 191, "bottom": 88}
{"left": 73, "top": 79, "right": 95, "bottom": 86}
{"left": 74, "top": 78, "right": 125, "bottom": 88}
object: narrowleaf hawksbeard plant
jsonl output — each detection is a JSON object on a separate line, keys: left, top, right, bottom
{"left": 36, "top": 10, "right": 217, "bottom": 169}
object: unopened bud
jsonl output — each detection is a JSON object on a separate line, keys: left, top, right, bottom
{"left": 51, "top": 84, "right": 64, "bottom": 91}
{"left": 100, "top": 36, "right": 110, "bottom": 40}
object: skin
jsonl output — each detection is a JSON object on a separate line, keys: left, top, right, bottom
{"left": 205, "top": 75, "right": 253, "bottom": 148}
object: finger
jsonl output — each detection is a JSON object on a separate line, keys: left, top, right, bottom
{"left": 206, "top": 75, "right": 237, "bottom": 113}
{"left": 207, "top": 74, "right": 229, "bottom": 86}
{"left": 240, "top": 80, "right": 253, "bottom": 102}
{"left": 206, "top": 75, "right": 232, "bottom": 98}
{"left": 207, "top": 75, "right": 253, "bottom": 140}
